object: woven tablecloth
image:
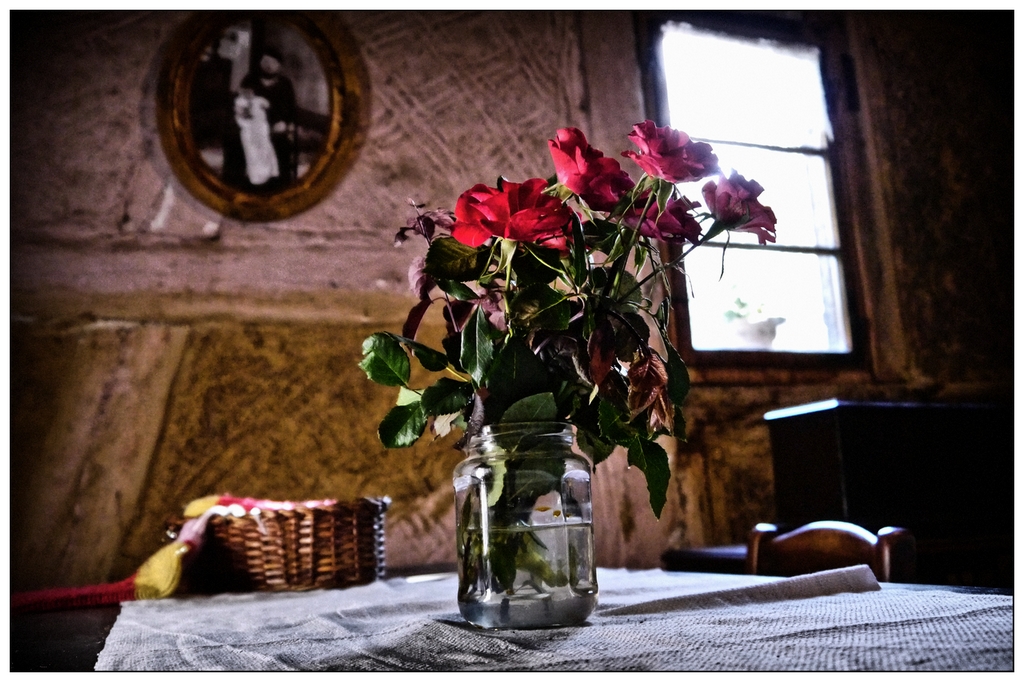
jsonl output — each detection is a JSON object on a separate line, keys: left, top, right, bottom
{"left": 95, "top": 565, "right": 1012, "bottom": 671}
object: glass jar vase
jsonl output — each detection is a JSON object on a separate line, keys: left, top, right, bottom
{"left": 452, "top": 421, "right": 598, "bottom": 629}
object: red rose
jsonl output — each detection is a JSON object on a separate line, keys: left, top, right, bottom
{"left": 624, "top": 195, "right": 702, "bottom": 245}
{"left": 548, "top": 127, "right": 634, "bottom": 211}
{"left": 621, "top": 120, "right": 719, "bottom": 183}
{"left": 451, "top": 178, "right": 573, "bottom": 253}
{"left": 702, "top": 172, "right": 778, "bottom": 244}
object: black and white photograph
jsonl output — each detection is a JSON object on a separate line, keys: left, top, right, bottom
{"left": 190, "top": 19, "right": 331, "bottom": 194}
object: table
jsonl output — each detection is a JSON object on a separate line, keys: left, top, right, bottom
{"left": 11, "top": 566, "right": 1013, "bottom": 671}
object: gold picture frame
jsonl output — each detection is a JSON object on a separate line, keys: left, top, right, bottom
{"left": 156, "top": 11, "right": 368, "bottom": 221}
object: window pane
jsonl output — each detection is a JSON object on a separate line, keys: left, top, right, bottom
{"left": 684, "top": 247, "right": 852, "bottom": 353}
{"left": 676, "top": 143, "right": 839, "bottom": 249}
{"left": 660, "top": 21, "right": 831, "bottom": 150}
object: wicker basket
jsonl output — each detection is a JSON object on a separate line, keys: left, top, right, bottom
{"left": 171, "top": 497, "right": 390, "bottom": 593}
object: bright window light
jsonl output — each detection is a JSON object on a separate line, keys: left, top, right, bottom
{"left": 660, "top": 22, "right": 852, "bottom": 354}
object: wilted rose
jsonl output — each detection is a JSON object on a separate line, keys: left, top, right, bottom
{"left": 548, "top": 127, "right": 634, "bottom": 211}
{"left": 702, "top": 172, "right": 778, "bottom": 244}
{"left": 621, "top": 120, "right": 719, "bottom": 183}
{"left": 624, "top": 195, "right": 703, "bottom": 245}
{"left": 451, "top": 178, "right": 573, "bottom": 254}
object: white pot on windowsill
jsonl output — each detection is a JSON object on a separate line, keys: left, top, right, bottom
{"left": 729, "top": 316, "right": 786, "bottom": 350}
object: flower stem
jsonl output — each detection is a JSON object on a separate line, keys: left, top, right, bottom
{"left": 624, "top": 215, "right": 718, "bottom": 297}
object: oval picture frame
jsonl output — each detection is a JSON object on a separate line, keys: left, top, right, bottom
{"left": 156, "top": 11, "right": 368, "bottom": 222}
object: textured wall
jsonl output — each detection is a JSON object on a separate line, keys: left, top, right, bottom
{"left": 9, "top": 10, "right": 1013, "bottom": 591}
{"left": 111, "top": 317, "right": 468, "bottom": 581}
{"left": 11, "top": 320, "right": 188, "bottom": 589}
{"left": 845, "top": 12, "right": 1013, "bottom": 389}
{"left": 10, "top": 10, "right": 597, "bottom": 296}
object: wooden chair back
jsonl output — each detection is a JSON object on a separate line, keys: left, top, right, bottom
{"left": 746, "top": 520, "right": 916, "bottom": 583}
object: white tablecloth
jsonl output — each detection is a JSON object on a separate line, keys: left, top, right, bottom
{"left": 95, "top": 565, "right": 1012, "bottom": 671}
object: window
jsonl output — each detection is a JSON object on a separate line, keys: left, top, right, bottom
{"left": 643, "top": 14, "right": 859, "bottom": 365}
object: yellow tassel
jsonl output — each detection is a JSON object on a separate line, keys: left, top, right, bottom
{"left": 132, "top": 495, "right": 223, "bottom": 600}
{"left": 182, "top": 494, "right": 223, "bottom": 518}
{"left": 135, "top": 541, "right": 191, "bottom": 600}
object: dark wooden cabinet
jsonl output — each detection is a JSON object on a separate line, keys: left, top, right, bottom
{"left": 763, "top": 400, "right": 1013, "bottom": 587}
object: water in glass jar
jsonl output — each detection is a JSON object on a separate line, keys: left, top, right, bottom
{"left": 458, "top": 523, "right": 598, "bottom": 629}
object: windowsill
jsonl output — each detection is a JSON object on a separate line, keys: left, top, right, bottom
{"left": 686, "top": 364, "right": 873, "bottom": 386}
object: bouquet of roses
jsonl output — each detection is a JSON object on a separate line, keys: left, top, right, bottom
{"left": 360, "top": 120, "right": 776, "bottom": 518}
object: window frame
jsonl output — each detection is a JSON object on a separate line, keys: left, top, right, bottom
{"left": 635, "top": 10, "right": 869, "bottom": 372}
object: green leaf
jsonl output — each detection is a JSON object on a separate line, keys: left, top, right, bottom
{"left": 674, "top": 407, "right": 688, "bottom": 442}
{"left": 663, "top": 340, "right": 690, "bottom": 406}
{"left": 655, "top": 177, "right": 675, "bottom": 214}
{"left": 609, "top": 190, "right": 638, "bottom": 218}
{"left": 423, "top": 236, "right": 489, "bottom": 281}
{"left": 634, "top": 174, "right": 657, "bottom": 197}
{"left": 501, "top": 392, "right": 558, "bottom": 423}
{"left": 496, "top": 237, "right": 518, "bottom": 276}
{"left": 576, "top": 426, "right": 616, "bottom": 466}
{"left": 520, "top": 532, "right": 569, "bottom": 587}
{"left": 703, "top": 220, "right": 728, "bottom": 243}
{"left": 512, "top": 245, "right": 562, "bottom": 285}
{"left": 372, "top": 332, "right": 448, "bottom": 373}
{"left": 485, "top": 460, "right": 506, "bottom": 507}
{"left": 570, "top": 213, "right": 587, "bottom": 288}
{"left": 421, "top": 377, "right": 474, "bottom": 416}
{"left": 655, "top": 296, "right": 671, "bottom": 330}
{"left": 612, "top": 311, "right": 650, "bottom": 362}
{"left": 627, "top": 436, "right": 670, "bottom": 519}
{"left": 506, "top": 456, "right": 564, "bottom": 501}
{"left": 396, "top": 386, "right": 421, "bottom": 406}
{"left": 584, "top": 218, "right": 619, "bottom": 253}
{"left": 614, "top": 270, "right": 643, "bottom": 305}
{"left": 633, "top": 242, "right": 649, "bottom": 272}
{"left": 489, "top": 532, "right": 519, "bottom": 592}
{"left": 378, "top": 401, "right": 427, "bottom": 448}
{"left": 508, "top": 468, "right": 562, "bottom": 503}
{"left": 598, "top": 399, "right": 634, "bottom": 445}
{"left": 509, "top": 283, "right": 570, "bottom": 331}
{"left": 590, "top": 266, "right": 642, "bottom": 306}
{"left": 401, "top": 337, "right": 450, "bottom": 372}
{"left": 602, "top": 232, "right": 628, "bottom": 264}
{"left": 597, "top": 369, "right": 630, "bottom": 414}
{"left": 484, "top": 336, "right": 552, "bottom": 423}
{"left": 442, "top": 334, "right": 464, "bottom": 371}
{"left": 460, "top": 306, "right": 496, "bottom": 385}
{"left": 435, "top": 278, "right": 479, "bottom": 301}
{"left": 359, "top": 333, "right": 410, "bottom": 387}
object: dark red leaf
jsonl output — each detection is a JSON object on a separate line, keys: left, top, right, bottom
{"left": 646, "top": 389, "right": 674, "bottom": 433}
{"left": 408, "top": 256, "right": 435, "bottom": 300}
{"left": 588, "top": 317, "right": 616, "bottom": 388}
{"left": 627, "top": 353, "right": 669, "bottom": 420}
{"left": 402, "top": 298, "right": 433, "bottom": 340}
